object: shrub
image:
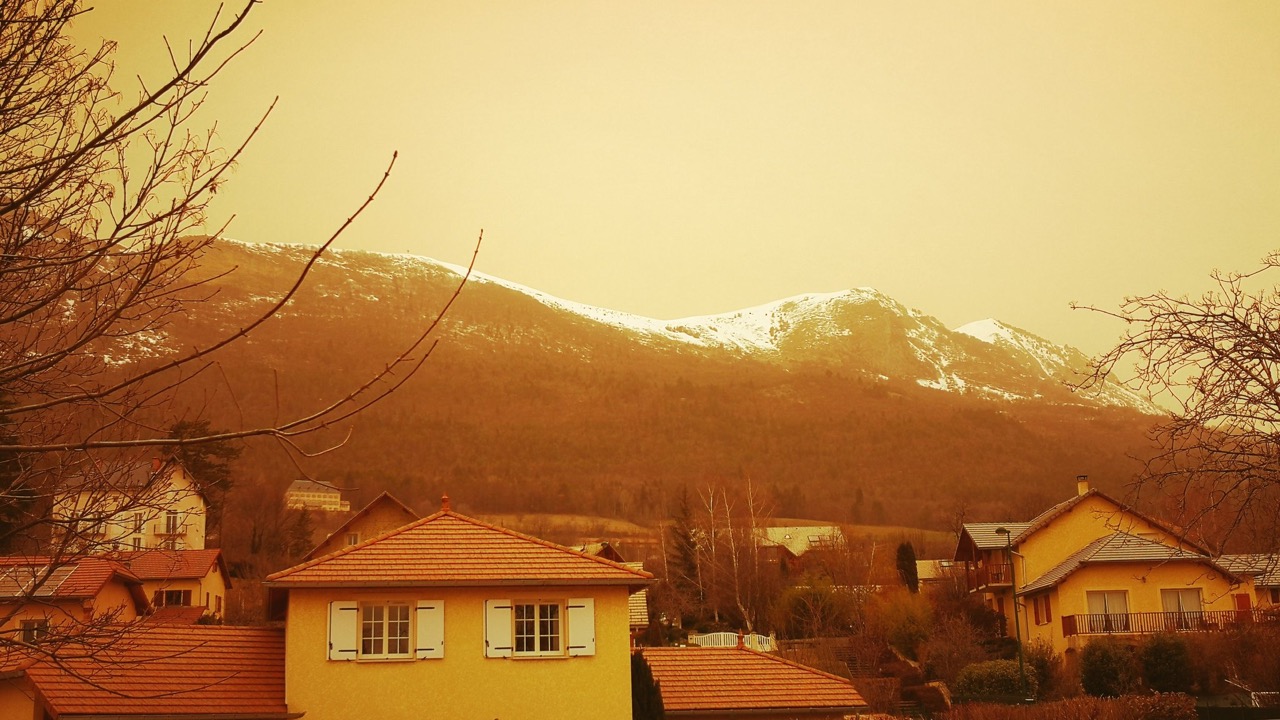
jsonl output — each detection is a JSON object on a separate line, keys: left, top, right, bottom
{"left": 1119, "top": 692, "right": 1197, "bottom": 720}
{"left": 953, "top": 659, "right": 1038, "bottom": 701}
{"left": 939, "top": 693, "right": 1196, "bottom": 720}
{"left": 1022, "top": 639, "right": 1061, "bottom": 699}
{"left": 922, "top": 616, "right": 989, "bottom": 684}
{"left": 1139, "top": 633, "right": 1193, "bottom": 693}
{"left": 1079, "top": 638, "right": 1138, "bottom": 697}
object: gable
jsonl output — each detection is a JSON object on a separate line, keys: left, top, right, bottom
{"left": 267, "top": 510, "right": 653, "bottom": 588}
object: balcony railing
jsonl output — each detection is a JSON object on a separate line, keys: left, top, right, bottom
{"left": 1062, "top": 609, "right": 1277, "bottom": 637}
{"left": 966, "top": 563, "right": 1013, "bottom": 590}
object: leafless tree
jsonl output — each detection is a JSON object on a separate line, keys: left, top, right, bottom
{"left": 0, "top": 0, "right": 472, "bottom": 661}
{"left": 1077, "top": 253, "right": 1280, "bottom": 554}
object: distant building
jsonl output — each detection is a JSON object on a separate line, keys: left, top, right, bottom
{"left": 0, "top": 556, "right": 150, "bottom": 643}
{"left": 756, "top": 526, "right": 846, "bottom": 559}
{"left": 304, "top": 492, "right": 418, "bottom": 560}
{"left": 119, "top": 548, "right": 231, "bottom": 620}
{"left": 285, "top": 479, "right": 350, "bottom": 512}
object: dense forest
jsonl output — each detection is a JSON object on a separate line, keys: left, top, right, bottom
{"left": 141, "top": 241, "right": 1160, "bottom": 542}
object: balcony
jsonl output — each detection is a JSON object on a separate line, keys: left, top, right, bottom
{"left": 1062, "top": 609, "right": 1278, "bottom": 637}
{"left": 965, "top": 563, "right": 1013, "bottom": 590}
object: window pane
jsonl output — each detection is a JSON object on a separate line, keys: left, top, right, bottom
{"left": 362, "top": 605, "right": 384, "bottom": 655}
{"left": 539, "top": 603, "right": 560, "bottom": 653}
{"left": 388, "top": 604, "right": 410, "bottom": 655}
{"left": 515, "top": 603, "right": 535, "bottom": 653}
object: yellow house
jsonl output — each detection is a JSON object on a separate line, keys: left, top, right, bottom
{"left": 1218, "top": 554, "right": 1280, "bottom": 609}
{"left": 53, "top": 458, "right": 208, "bottom": 552}
{"left": 264, "top": 496, "right": 652, "bottom": 720}
{"left": 955, "top": 477, "right": 1252, "bottom": 660}
{"left": 119, "top": 548, "right": 231, "bottom": 620}
{"left": 0, "top": 556, "right": 149, "bottom": 646}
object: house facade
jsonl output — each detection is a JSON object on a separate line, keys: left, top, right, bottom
{"left": 0, "top": 557, "right": 149, "bottom": 645}
{"left": 119, "top": 548, "right": 230, "bottom": 619}
{"left": 285, "top": 479, "right": 350, "bottom": 512}
{"left": 955, "top": 478, "right": 1254, "bottom": 659}
{"left": 303, "top": 491, "right": 418, "bottom": 561}
{"left": 265, "top": 496, "right": 652, "bottom": 720}
{"left": 53, "top": 458, "right": 207, "bottom": 552}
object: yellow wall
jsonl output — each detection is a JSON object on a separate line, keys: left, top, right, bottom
{"left": 284, "top": 585, "right": 633, "bottom": 720}
{"left": 143, "top": 569, "right": 228, "bottom": 617}
{"left": 53, "top": 466, "right": 207, "bottom": 551}
{"left": 1019, "top": 561, "right": 1248, "bottom": 656}
{"left": 0, "top": 677, "right": 35, "bottom": 720}
{"left": 1016, "top": 496, "right": 1192, "bottom": 584}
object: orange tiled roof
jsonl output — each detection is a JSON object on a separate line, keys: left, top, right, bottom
{"left": 265, "top": 509, "right": 653, "bottom": 588}
{"left": 641, "top": 646, "right": 866, "bottom": 714}
{"left": 0, "top": 556, "right": 143, "bottom": 601}
{"left": 118, "top": 548, "right": 228, "bottom": 585}
{"left": 25, "top": 625, "right": 293, "bottom": 718}
{"left": 144, "top": 605, "right": 210, "bottom": 625}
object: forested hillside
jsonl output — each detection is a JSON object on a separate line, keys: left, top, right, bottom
{"left": 144, "top": 240, "right": 1158, "bottom": 535}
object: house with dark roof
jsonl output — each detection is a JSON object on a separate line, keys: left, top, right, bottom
{"left": 264, "top": 495, "right": 652, "bottom": 720}
{"left": 1218, "top": 554, "right": 1280, "bottom": 609}
{"left": 954, "top": 477, "right": 1256, "bottom": 660}
{"left": 641, "top": 644, "right": 866, "bottom": 719}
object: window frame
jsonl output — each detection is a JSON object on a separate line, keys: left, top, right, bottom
{"left": 512, "top": 600, "right": 564, "bottom": 657}
{"left": 20, "top": 619, "right": 48, "bottom": 644}
{"left": 1031, "top": 594, "right": 1051, "bottom": 626}
{"left": 359, "top": 601, "right": 413, "bottom": 660}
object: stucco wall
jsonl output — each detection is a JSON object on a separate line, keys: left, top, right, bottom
{"left": 284, "top": 585, "right": 633, "bottom": 720}
{"left": 1021, "top": 561, "right": 1246, "bottom": 656}
{"left": 0, "top": 677, "right": 35, "bottom": 720}
{"left": 1017, "top": 496, "right": 1189, "bottom": 584}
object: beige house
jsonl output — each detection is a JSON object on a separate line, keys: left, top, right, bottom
{"left": 264, "top": 496, "right": 652, "bottom": 720}
{"left": 119, "top": 548, "right": 231, "bottom": 620}
{"left": 955, "top": 477, "right": 1253, "bottom": 660}
{"left": 53, "top": 458, "right": 208, "bottom": 552}
{"left": 304, "top": 491, "right": 418, "bottom": 560}
{"left": 0, "top": 556, "right": 149, "bottom": 646}
{"left": 285, "top": 479, "right": 350, "bottom": 512}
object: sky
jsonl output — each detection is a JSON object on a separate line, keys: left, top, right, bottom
{"left": 73, "top": 1, "right": 1280, "bottom": 355}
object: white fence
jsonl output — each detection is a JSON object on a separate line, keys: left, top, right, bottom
{"left": 687, "top": 631, "right": 776, "bottom": 652}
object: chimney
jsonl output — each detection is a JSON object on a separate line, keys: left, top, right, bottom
{"left": 1076, "top": 475, "right": 1090, "bottom": 497}
{"left": 151, "top": 457, "right": 163, "bottom": 473}
{"left": 441, "top": 493, "right": 451, "bottom": 512}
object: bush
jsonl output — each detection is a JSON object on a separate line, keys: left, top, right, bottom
{"left": 940, "top": 692, "right": 1195, "bottom": 720}
{"left": 953, "top": 659, "right": 1038, "bottom": 701}
{"left": 1139, "top": 633, "right": 1193, "bottom": 693}
{"left": 1022, "top": 640, "right": 1062, "bottom": 699}
{"left": 1080, "top": 638, "right": 1138, "bottom": 697}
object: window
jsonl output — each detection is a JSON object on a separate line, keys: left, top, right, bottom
{"left": 345, "top": 532, "right": 360, "bottom": 547}
{"left": 359, "top": 603, "right": 411, "bottom": 658}
{"left": 1085, "top": 590, "right": 1129, "bottom": 632}
{"left": 132, "top": 513, "right": 143, "bottom": 533}
{"left": 165, "top": 510, "right": 181, "bottom": 535}
{"left": 1032, "top": 594, "right": 1051, "bottom": 625}
{"left": 1161, "top": 588, "right": 1203, "bottom": 630}
{"left": 154, "top": 589, "right": 193, "bottom": 607}
{"left": 484, "top": 598, "right": 595, "bottom": 658}
{"left": 326, "top": 600, "right": 443, "bottom": 661}
{"left": 514, "top": 602, "right": 561, "bottom": 656}
{"left": 20, "top": 620, "right": 48, "bottom": 643}
{"left": 1271, "top": 588, "right": 1280, "bottom": 605}
{"left": 130, "top": 537, "right": 142, "bottom": 550}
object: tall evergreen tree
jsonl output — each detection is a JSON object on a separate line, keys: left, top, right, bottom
{"left": 896, "top": 541, "right": 920, "bottom": 593}
{"left": 631, "top": 652, "right": 665, "bottom": 720}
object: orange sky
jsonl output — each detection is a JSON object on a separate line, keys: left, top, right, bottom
{"left": 74, "top": 1, "right": 1280, "bottom": 354}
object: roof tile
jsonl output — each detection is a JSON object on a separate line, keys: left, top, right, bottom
{"left": 641, "top": 646, "right": 866, "bottom": 713}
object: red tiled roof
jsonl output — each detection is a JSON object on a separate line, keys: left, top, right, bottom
{"left": 26, "top": 625, "right": 293, "bottom": 718}
{"left": 144, "top": 605, "right": 209, "bottom": 625}
{"left": 641, "top": 646, "right": 866, "bottom": 713}
{"left": 118, "top": 549, "right": 229, "bottom": 586}
{"left": 265, "top": 510, "right": 653, "bottom": 588}
{"left": 0, "top": 557, "right": 143, "bottom": 601}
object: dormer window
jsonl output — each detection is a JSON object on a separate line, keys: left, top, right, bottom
{"left": 345, "top": 532, "right": 360, "bottom": 547}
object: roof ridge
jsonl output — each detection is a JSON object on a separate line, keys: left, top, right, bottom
{"left": 735, "top": 645, "right": 860, "bottom": 685}
{"left": 268, "top": 508, "right": 653, "bottom": 583}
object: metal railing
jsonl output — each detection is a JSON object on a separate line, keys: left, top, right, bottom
{"left": 1062, "top": 609, "right": 1276, "bottom": 637}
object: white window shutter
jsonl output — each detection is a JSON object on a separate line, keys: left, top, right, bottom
{"left": 567, "top": 598, "right": 595, "bottom": 657}
{"left": 484, "top": 600, "right": 513, "bottom": 658}
{"left": 415, "top": 600, "right": 445, "bottom": 659}
{"left": 328, "top": 600, "right": 358, "bottom": 661}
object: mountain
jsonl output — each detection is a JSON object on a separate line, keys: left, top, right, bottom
{"left": 127, "top": 239, "right": 1161, "bottom": 532}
